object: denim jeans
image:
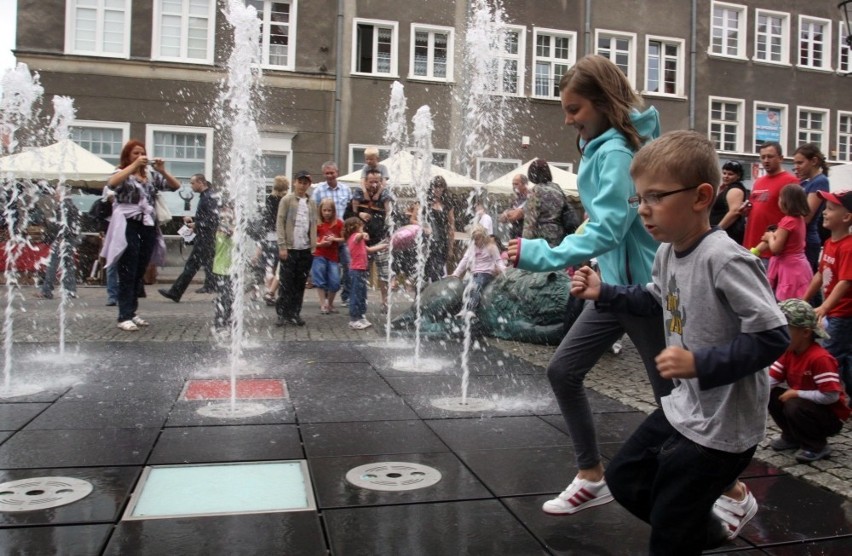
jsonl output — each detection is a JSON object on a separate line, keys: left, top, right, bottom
{"left": 41, "top": 239, "right": 77, "bottom": 296}
{"left": 213, "top": 274, "right": 233, "bottom": 330}
{"left": 338, "top": 243, "right": 350, "bottom": 302}
{"left": 824, "top": 316, "right": 852, "bottom": 395}
{"left": 311, "top": 256, "right": 340, "bottom": 292}
{"left": 465, "top": 272, "right": 494, "bottom": 313}
{"left": 106, "top": 265, "right": 118, "bottom": 303}
{"left": 348, "top": 269, "right": 367, "bottom": 321}
{"left": 606, "top": 409, "right": 755, "bottom": 555}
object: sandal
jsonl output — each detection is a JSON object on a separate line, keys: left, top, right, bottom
{"left": 263, "top": 292, "right": 276, "bottom": 306}
{"left": 320, "top": 303, "right": 330, "bottom": 315}
{"left": 132, "top": 316, "right": 150, "bottom": 327}
{"left": 328, "top": 305, "right": 339, "bottom": 313}
{"left": 117, "top": 320, "right": 139, "bottom": 331}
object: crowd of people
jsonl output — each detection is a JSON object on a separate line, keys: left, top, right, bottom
{"left": 24, "top": 53, "right": 850, "bottom": 555}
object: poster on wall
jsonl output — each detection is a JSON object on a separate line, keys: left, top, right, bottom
{"left": 755, "top": 107, "right": 782, "bottom": 151}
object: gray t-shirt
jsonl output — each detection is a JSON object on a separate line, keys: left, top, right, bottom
{"left": 648, "top": 230, "right": 786, "bottom": 453}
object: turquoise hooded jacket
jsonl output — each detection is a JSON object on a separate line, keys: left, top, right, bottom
{"left": 516, "top": 107, "right": 660, "bottom": 286}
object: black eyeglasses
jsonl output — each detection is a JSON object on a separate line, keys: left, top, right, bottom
{"left": 628, "top": 185, "right": 700, "bottom": 208}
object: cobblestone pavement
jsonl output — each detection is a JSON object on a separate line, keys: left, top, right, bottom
{"left": 7, "top": 282, "right": 851, "bottom": 501}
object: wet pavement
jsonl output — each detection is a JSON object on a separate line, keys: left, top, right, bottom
{"left": 0, "top": 283, "right": 850, "bottom": 554}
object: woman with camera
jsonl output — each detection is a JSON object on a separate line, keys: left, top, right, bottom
{"left": 101, "top": 139, "right": 180, "bottom": 331}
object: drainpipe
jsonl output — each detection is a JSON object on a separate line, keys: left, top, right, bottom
{"left": 584, "top": 0, "right": 592, "bottom": 54}
{"left": 334, "top": 0, "right": 344, "bottom": 163}
{"left": 689, "top": 0, "right": 697, "bottom": 129}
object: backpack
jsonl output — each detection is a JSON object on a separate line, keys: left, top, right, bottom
{"left": 560, "top": 195, "right": 579, "bottom": 236}
{"left": 88, "top": 197, "right": 113, "bottom": 222}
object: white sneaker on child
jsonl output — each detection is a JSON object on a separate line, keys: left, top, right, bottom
{"left": 542, "top": 477, "right": 613, "bottom": 515}
{"left": 712, "top": 486, "right": 758, "bottom": 540}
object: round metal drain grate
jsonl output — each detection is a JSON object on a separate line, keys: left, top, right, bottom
{"left": 0, "top": 385, "right": 44, "bottom": 399}
{"left": 196, "top": 402, "right": 269, "bottom": 419}
{"left": 431, "top": 397, "right": 496, "bottom": 412}
{"left": 346, "top": 462, "right": 442, "bottom": 491}
{"left": 0, "top": 477, "right": 93, "bottom": 512}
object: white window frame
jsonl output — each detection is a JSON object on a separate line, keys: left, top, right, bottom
{"left": 839, "top": 22, "right": 851, "bottom": 74}
{"left": 152, "top": 0, "right": 216, "bottom": 65}
{"left": 491, "top": 24, "right": 526, "bottom": 97}
{"left": 709, "top": 1, "right": 748, "bottom": 60}
{"left": 251, "top": 0, "right": 297, "bottom": 71}
{"left": 531, "top": 28, "right": 577, "bottom": 100}
{"left": 837, "top": 111, "right": 852, "bottom": 162}
{"left": 65, "top": 0, "right": 132, "bottom": 58}
{"left": 409, "top": 23, "right": 454, "bottom": 82}
{"left": 551, "top": 162, "right": 574, "bottom": 173}
{"left": 347, "top": 145, "right": 451, "bottom": 174}
{"left": 753, "top": 9, "right": 790, "bottom": 65}
{"left": 145, "top": 124, "right": 214, "bottom": 181}
{"left": 708, "top": 96, "right": 745, "bottom": 154}
{"left": 476, "top": 157, "right": 522, "bottom": 183}
{"left": 351, "top": 18, "right": 399, "bottom": 78}
{"left": 643, "top": 35, "right": 685, "bottom": 98}
{"left": 797, "top": 106, "right": 830, "bottom": 154}
{"left": 594, "top": 29, "right": 637, "bottom": 85}
{"left": 752, "top": 102, "right": 788, "bottom": 156}
{"left": 69, "top": 120, "right": 130, "bottom": 166}
{"left": 258, "top": 131, "right": 294, "bottom": 199}
{"left": 798, "top": 15, "right": 833, "bottom": 71}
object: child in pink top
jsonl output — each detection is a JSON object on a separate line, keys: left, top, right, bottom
{"left": 451, "top": 225, "right": 506, "bottom": 317}
{"left": 760, "top": 184, "right": 813, "bottom": 300}
{"left": 312, "top": 198, "right": 344, "bottom": 314}
{"left": 344, "top": 216, "right": 387, "bottom": 330}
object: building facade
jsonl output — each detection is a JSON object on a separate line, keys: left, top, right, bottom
{"left": 13, "top": 0, "right": 852, "bottom": 197}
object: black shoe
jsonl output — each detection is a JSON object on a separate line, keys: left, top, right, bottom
{"left": 138, "top": 288, "right": 146, "bottom": 298}
{"left": 158, "top": 289, "right": 180, "bottom": 303}
{"left": 106, "top": 300, "right": 117, "bottom": 306}
{"left": 291, "top": 316, "right": 306, "bottom": 326}
{"left": 195, "top": 287, "right": 214, "bottom": 294}
{"left": 278, "top": 316, "right": 305, "bottom": 327}
{"left": 276, "top": 315, "right": 287, "bottom": 327}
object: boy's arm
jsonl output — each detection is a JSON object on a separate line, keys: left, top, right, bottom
{"left": 816, "top": 280, "right": 851, "bottom": 319}
{"left": 692, "top": 326, "right": 789, "bottom": 389}
{"left": 595, "top": 283, "right": 662, "bottom": 316}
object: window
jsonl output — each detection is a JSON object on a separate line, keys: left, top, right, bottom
{"left": 798, "top": 15, "right": 832, "bottom": 70}
{"left": 753, "top": 102, "right": 787, "bottom": 154}
{"left": 476, "top": 158, "right": 521, "bottom": 183}
{"left": 259, "top": 132, "right": 294, "bottom": 198}
{"left": 708, "top": 97, "right": 744, "bottom": 153}
{"left": 710, "top": 2, "right": 747, "bottom": 59}
{"left": 644, "top": 36, "right": 684, "bottom": 96}
{"left": 410, "top": 24, "right": 453, "bottom": 81}
{"left": 840, "top": 22, "right": 851, "bottom": 73}
{"left": 65, "top": 0, "right": 131, "bottom": 57}
{"left": 489, "top": 25, "right": 525, "bottom": 96}
{"left": 248, "top": 0, "right": 296, "bottom": 70}
{"left": 352, "top": 18, "right": 399, "bottom": 77}
{"left": 551, "top": 162, "right": 574, "bottom": 173}
{"left": 532, "top": 29, "right": 576, "bottom": 99}
{"left": 595, "top": 30, "right": 636, "bottom": 85}
{"left": 69, "top": 121, "right": 129, "bottom": 166}
{"left": 838, "top": 111, "right": 852, "bottom": 162}
{"left": 348, "top": 145, "right": 450, "bottom": 174}
{"left": 146, "top": 125, "right": 213, "bottom": 181}
{"left": 153, "top": 0, "right": 216, "bottom": 64}
{"left": 797, "top": 107, "right": 830, "bottom": 153}
{"left": 754, "top": 10, "right": 790, "bottom": 64}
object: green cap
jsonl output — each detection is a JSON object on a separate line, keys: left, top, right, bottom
{"left": 778, "top": 299, "right": 829, "bottom": 339}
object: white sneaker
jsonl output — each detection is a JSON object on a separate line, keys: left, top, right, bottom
{"left": 117, "top": 320, "right": 138, "bottom": 331}
{"left": 358, "top": 318, "right": 373, "bottom": 329}
{"left": 713, "top": 486, "right": 758, "bottom": 540}
{"left": 132, "top": 316, "right": 150, "bottom": 327}
{"left": 349, "top": 320, "right": 366, "bottom": 330}
{"left": 542, "top": 477, "right": 614, "bottom": 515}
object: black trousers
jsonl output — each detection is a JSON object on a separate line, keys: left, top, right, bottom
{"left": 168, "top": 238, "right": 216, "bottom": 298}
{"left": 768, "top": 386, "right": 843, "bottom": 451}
{"left": 277, "top": 248, "right": 312, "bottom": 318}
{"left": 117, "top": 221, "right": 156, "bottom": 322}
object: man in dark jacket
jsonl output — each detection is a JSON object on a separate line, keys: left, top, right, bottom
{"left": 159, "top": 174, "right": 219, "bottom": 302}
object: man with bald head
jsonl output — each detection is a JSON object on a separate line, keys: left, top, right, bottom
{"left": 499, "top": 173, "right": 529, "bottom": 239}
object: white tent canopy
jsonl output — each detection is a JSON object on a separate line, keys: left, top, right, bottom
{"left": 338, "top": 150, "right": 482, "bottom": 189}
{"left": 830, "top": 163, "right": 852, "bottom": 192}
{"left": 0, "top": 139, "right": 116, "bottom": 181}
{"left": 486, "top": 159, "right": 579, "bottom": 197}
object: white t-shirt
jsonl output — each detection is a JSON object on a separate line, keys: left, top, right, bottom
{"left": 292, "top": 198, "right": 310, "bottom": 250}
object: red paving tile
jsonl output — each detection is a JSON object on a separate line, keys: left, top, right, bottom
{"left": 183, "top": 379, "right": 287, "bottom": 400}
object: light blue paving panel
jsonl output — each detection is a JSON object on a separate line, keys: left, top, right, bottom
{"left": 124, "top": 461, "right": 315, "bottom": 520}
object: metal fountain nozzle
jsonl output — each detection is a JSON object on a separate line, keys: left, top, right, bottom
{"left": 178, "top": 186, "right": 194, "bottom": 212}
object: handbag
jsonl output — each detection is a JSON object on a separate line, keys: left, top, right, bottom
{"left": 154, "top": 194, "right": 172, "bottom": 224}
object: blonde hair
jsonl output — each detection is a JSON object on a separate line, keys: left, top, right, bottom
{"left": 631, "top": 131, "right": 721, "bottom": 197}
{"left": 273, "top": 175, "right": 290, "bottom": 195}
{"left": 318, "top": 197, "right": 337, "bottom": 222}
{"left": 364, "top": 147, "right": 379, "bottom": 159}
{"left": 471, "top": 224, "right": 489, "bottom": 248}
{"left": 559, "top": 55, "right": 645, "bottom": 152}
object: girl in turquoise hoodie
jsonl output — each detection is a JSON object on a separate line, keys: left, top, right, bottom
{"left": 508, "top": 55, "right": 672, "bottom": 516}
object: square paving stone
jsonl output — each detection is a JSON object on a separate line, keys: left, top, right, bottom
{"left": 540, "top": 411, "right": 648, "bottom": 444}
{"left": 291, "top": 391, "right": 419, "bottom": 423}
{"left": 25, "top": 400, "right": 171, "bottom": 430}
{"left": 456, "top": 445, "right": 578, "bottom": 497}
{"left": 324, "top": 500, "right": 543, "bottom": 555}
{"left": 0, "top": 432, "right": 11, "bottom": 445}
{"left": 58, "top": 380, "right": 183, "bottom": 403}
{"left": 0, "top": 467, "right": 140, "bottom": 526}
{"left": 426, "top": 416, "right": 570, "bottom": 452}
{"left": 165, "top": 400, "right": 295, "bottom": 427}
{"left": 737, "top": 475, "right": 852, "bottom": 546}
{"left": 0, "top": 524, "right": 112, "bottom": 556}
{"left": 309, "top": 452, "right": 492, "bottom": 509}
{"left": 0, "top": 428, "right": 159, "bottom": 468}
{"left": 104, "top": 512, "right": 327, "bottom": 556}
{"left": 302, "top": 421, "right": 449, "bottom": 458}
{"left": 762, "top": 537, "right": 852, "bottom": 554}
{"left": 148, "top": 425, "right": 303, "bottom": 464}
{"left": 0, "top": 403, "right": 50, "bottom": 430}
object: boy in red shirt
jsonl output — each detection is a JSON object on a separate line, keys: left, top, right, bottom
{"left": 768, "top": 299, "right": 850, "bottom": 463}
{"left": 804, "top": 190, "right": 852, "bottom": 396}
